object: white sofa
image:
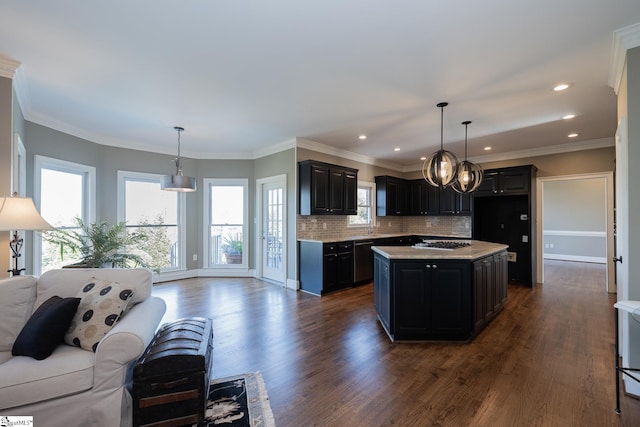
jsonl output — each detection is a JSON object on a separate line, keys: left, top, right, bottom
{"left": 0, "top": 268, "right": 166, "bottom": 427}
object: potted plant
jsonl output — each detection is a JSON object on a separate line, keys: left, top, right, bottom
{"left": 222, "top": 234, "right": 243, "bottom": 264}
{"left": 43, "top": 218, "right": 153, "bottom": 269}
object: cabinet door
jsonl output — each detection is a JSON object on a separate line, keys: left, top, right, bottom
{"left": 311, "top": 165, "right": 331, "bottom": 214}
{"left": 493, "top": 251, "right": 508, "bottom": 310}
{"left": 344, "top": 170, "right": 358, "bottom": 215}
{"left": 431, "top": 262, "right": 471, "bottom": 338}
{"left": 501, "top": 169, "right": 530, "bottom": 194}
{"left": 388, "top": 180, "right": 406, "bottom": 215}
{"left": 458, "top": 192, "right": 472, "bottom": 215}
{"left": 323, "top": 252, "right": 338, "bottom": 291}
{"left": 473, "top": 260, "right": 486, "bottom": 333}
{"left": 409, "top": 180, "right": 424, "bottom": 215}
{"left": 474, "top": 171, "right": 499, "bottom": 196}
{"left": 482, "top": 257, "right": 494, "bottom": 322}
{"left": 329, "top": 169, "right": 345, "bottom": 214}
{"left": 393, "top": 263, "right": 430, "bottom": 337}
{"left": 439, "top": 186, "right": 457, "bottom": 214}
{"left": 374, "top": 254, "right": 392, "bottom": 333}
{"left": 337, "top": 244, "right": 354, "bottom": 287}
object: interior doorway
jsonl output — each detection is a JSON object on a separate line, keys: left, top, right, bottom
{"left": 256, "top": 175, "right": 287, "bottom": 285}
{"left": 536, "top": 173, "right": 615, "bottom": 292}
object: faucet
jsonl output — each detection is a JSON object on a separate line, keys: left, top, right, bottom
{"left": 368, "top": 223, "right": 373, "bottom": 235}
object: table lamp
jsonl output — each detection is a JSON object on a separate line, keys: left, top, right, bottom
{"left": 0, "top": 193, "right": 53, "bottom": 276}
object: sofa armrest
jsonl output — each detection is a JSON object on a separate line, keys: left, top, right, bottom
{"left": 92, "top": 296, "right": 166, "bottom": 393}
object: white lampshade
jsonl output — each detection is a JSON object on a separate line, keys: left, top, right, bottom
{"left": 0, "top": 195, "right": 53, "bottom": 231}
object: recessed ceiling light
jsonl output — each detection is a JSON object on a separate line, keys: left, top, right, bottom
{"left": 554, "top": 83, "right": 570, "bottom": 91}
{"left": 393, "top": 147, "right": 400, "bottom": 152}
{"left": 358, "top": 134, "right": 367, "bottom": 140}
{"left": 563, "top": 114, "right": 576, "bottom": 120}
{"left": 484, "top": 146, "right": 492, "bottom": 151}
{"left": 568, "top": 133, "right": 579, "bottom": 138}
{"left": 419, "top": 156, "right": 427, "bottom": 161}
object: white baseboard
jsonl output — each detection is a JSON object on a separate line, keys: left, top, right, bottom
{"left": 543, "top": 254, "right": 606, "bottom": 264}
{"left": 286, "top": 278, "right": 299, "bottom": 290}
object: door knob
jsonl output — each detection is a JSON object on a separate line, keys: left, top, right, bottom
{"left": 613, "top": 256, "right": 623, "bottom": 264}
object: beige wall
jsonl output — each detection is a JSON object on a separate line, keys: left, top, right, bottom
{"left": 0, "top": 77, "right": 13, "bottom": 276}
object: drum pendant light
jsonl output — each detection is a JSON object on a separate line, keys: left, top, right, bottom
{"left": 452, "top": 121, "right": 484, "bottom": 193}
{"left": 422, "top": 102, "right": 459, "bottom": 188}
{"left": 161, "top": 126, "right": 197, "bottom": 192}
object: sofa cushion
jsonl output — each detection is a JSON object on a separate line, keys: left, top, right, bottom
{"left": 65, "top": 279, "right": 134, "bottom": 352}
{"left": 0, "top": 345, "right": 94, "bottom": 409}
{"left": 12, "top": 296, "right": 81, "bottom": 360}
{"left": 34, "top": 268, "right": 152, "bottom": 309}
{"left": 0, "top": 276, "right": 37, "bottom": 352}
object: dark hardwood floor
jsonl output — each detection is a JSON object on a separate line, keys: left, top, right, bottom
{"left": 152, "top": 260, "right": 640, "bottom": 426}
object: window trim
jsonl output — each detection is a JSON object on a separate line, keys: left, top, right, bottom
{"left": 203, "top": 178, "right": 249, "bottom": 269}
{"left": 117, "top": 170, "right": 186, "bottom": 273}
{"left": 34, "top": 155, "right": 96, "bottom": 275}
{"left": 348, "top": 180, "right": 376, "bottom": 228}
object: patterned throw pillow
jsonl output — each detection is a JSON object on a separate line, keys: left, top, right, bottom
{"left": 64, "top": 278, "right": 134, "bottom": 352}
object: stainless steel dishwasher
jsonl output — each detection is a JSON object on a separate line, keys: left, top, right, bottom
{"left": 354, "top": 240, "right": 374, "bottom": 283}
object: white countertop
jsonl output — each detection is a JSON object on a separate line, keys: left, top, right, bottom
{"left": 298, "top": 233, "right": 470, "bottom": 243}
{"left": 371, "top": 240, "right": 509, "bottom": 260}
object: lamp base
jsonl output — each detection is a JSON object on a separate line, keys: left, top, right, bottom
{"left": 8, "top": 267, "right": 25, "bottom": 276}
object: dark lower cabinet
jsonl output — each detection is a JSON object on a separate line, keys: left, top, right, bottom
{"left": 472, "top": 253, "right": 508, "bottom": 335}
{"left": 374, "top": 250, "right": 506, "bottom": 341}
{"left": 300, "top": 241, "right": 354, "bottom": 295}
{"left": 373, "top": 254, "right": 391, "bottom": 333}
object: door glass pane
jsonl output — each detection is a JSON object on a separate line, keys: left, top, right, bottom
{"left": 266, "top": 188, "right": 283, "bottom": 270}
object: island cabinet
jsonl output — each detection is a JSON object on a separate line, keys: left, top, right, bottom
{"left": 472, "top": 252, "right": 508, "bottom": 334}
{"left": 392, "top": 260, "right": 471, "bottom": 340}
{"left": 373, "top": 243, "right": 508, "bottom": 342}
{"left": 299, "top": 160, "right": 358, "bottom": 215}
{"left": 299, "top": 240, "right": 354, "bottom": 295}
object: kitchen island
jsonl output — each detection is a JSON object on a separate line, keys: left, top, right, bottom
{"left": 373, "top": 240, "right": 508, "bottom": 342}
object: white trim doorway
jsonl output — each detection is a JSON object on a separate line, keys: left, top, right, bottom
{"left": 255, "top": 174, "right": 288, "bottom": 287}
{"left": 535, "top": 172, "right": 615, "bottom": 292}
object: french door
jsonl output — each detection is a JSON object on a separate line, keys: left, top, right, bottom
{"left": 258, "top": 176, "right": 286, "bottom": 284}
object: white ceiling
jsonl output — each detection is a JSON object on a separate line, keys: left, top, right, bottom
{"left": 1, "top": 1, "right": 640, "bottom": 170}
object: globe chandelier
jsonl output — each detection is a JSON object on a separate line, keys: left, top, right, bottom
{"left": 422, "top": 102, "right": 459, "bottom": 188}
{"left": 451, "top": 120, "right": 484, "bottom": 193}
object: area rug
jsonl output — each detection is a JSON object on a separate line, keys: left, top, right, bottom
{"left": 201, "top": 371, "right": 276, "bottom": 427}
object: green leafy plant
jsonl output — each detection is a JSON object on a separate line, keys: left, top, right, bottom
{"left": 222, "top": 235, "right": 243, "bottom": 255}
{"left": 43, "top": 218, "right": 153, "bottom": 270}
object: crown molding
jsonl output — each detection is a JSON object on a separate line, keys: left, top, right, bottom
{"left": 0, "top": 53, "right": 20, "bottom": 79}
{"left": 609, "top": 23, "right": 640, "bottom": 94}
{"left": 403, "top": 137, "right": 614, "bottom": 172}
{"left": 295, "top": 137, "right": 406, "bottom": 172}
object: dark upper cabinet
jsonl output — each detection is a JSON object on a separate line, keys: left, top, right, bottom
{"left": 299, "top": 160, "right": 358, "bottom": 215}
{"left": 377, "top": 175, "right": 471, "bottom": 216}
{"left": 376, "top": 176, "right": 407, "bottom": 216}
{"left": 409, "top": 179, "right": 440, "bottom": 215}
{"left": 474, "top": 165, "right": 533, "bottom": 197}
{"left": 439, "top": 186, "right": 472, "bottom": 215}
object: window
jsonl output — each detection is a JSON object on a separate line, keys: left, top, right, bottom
{"left": 204, "top": 179, "right": 248, "bottom": 268}
{"left": 118, "top": 171, "right": 185, "bottom": 272}
{"left": 349, "top": 181, "right": 375, "bottom": 227}
{"left": 35, "top": 156, "right": 96, "bottom": 274}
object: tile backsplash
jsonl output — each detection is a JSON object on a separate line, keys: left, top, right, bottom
{"left": 296, "top": 215, "right": 471, "bottom": 241}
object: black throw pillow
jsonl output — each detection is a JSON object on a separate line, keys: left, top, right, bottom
{"left": 12, "top": 296, "right": 81, "bottom": 360}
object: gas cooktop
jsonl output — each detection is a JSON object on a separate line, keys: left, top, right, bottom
{"left": 412, "top": 241, "right": 472, "bottom": 251}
